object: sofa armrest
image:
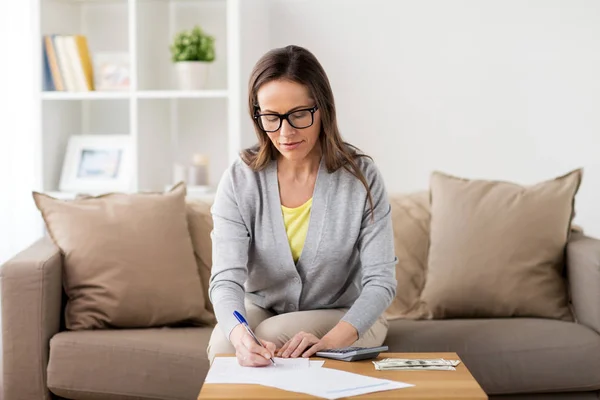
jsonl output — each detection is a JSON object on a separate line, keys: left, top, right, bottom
{"left": 567, "top": 233, "right": 600, "bottom": 334}
{"left": 1, "top": 236, "right": 63, "bottom": 400}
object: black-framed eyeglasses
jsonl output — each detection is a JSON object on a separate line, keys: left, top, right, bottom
{"left": 253, "top": 105, "right": 319, "bottom": 133}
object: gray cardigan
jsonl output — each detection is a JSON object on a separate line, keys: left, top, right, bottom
{"left": 208, "top": 154, "right": 398, "bottom": 340}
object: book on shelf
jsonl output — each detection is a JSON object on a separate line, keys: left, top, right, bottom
{"left": 42, "top": 34, "right": 95, "bottom": 92}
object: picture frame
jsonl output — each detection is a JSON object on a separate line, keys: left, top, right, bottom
{"left": 59, "top": 134, "right": 133, "bottom": 194}
{"left": 93, "top": 52, "right": 130, "bottom": 91}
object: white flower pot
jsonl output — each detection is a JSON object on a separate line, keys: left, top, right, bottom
{"left": 174, "top": 61, "right": 210, "bottom": 90}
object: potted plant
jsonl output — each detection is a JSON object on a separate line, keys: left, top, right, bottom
{"left": 170, "top": 25, "right": 215, "bottom": 90}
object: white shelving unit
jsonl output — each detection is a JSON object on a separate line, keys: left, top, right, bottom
{"left": 34, "top": 0, "right": 270, "bottom": 202}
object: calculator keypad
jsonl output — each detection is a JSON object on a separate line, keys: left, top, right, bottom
{"left": 320, "top": 347, "right": 361, "bottom": 353}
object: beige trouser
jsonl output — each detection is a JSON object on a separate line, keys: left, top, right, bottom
{"left": 206, "top": 299, "right": 389, "bottom": 363}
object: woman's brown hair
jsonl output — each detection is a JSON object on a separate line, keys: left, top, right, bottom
{"left": 241, "top": 45, "right": 374, "bottom": 217}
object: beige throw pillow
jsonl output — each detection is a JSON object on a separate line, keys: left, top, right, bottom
{"left": 421, "top": 169, "right": 582, "bottom": 321}
{"left": 33, "top": 183, "right": 213, "bottom": 330}
{"left": 384, "top": 192, "right": 432, "bottom": 320}
{"left": 185, "top": 199, "right": 216, "bottom": 316}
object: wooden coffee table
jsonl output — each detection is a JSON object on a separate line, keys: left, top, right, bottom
{"left": 198, "top": 352, "right": 487, "bottom": 399}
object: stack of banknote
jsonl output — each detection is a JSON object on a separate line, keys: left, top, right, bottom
{"left": 373, "top": 358, "right": 462, "bottom": 371}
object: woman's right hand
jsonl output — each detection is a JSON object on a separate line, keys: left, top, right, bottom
{"left": 230, "top": 324, "right": 276, "bottom": 367}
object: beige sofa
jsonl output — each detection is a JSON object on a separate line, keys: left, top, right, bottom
{"left": 2, "top": 193, "right": 600, "bottom": 400}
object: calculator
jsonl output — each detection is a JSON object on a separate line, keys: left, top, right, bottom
{"left": 315, "top": 346, "right": 389, "bottom": 362}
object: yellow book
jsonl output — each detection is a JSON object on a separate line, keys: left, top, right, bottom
{"left": 74, "top": 35, "right": 95, "bottom": 90}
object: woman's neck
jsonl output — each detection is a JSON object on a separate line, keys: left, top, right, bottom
{"left": 277, "top": 145, "right": 322, "bottom": 183}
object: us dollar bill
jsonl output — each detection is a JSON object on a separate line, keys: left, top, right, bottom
{"left": 373, "top": 358, "right": 461, "bottom": 371}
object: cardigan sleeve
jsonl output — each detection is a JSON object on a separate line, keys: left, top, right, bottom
{"left": 208, "top": 166, "right": 251, "bottom": 340}
{"left": 340, "top": 160, "right": 398, "bottom": 337}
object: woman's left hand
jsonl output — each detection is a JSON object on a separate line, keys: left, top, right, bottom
{"left": 298, "top": 338, "right": 333, "bottom": 358}
{"left": 277, "top": 331, "right": 334, "bottom": 358}
{"left": 276, "top": 331, "right": 317, "bottom": 358}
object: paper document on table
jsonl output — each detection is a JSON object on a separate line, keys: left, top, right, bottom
{"left": 310, "top": 360, "right": 325, "bottom": 368}
{"left": 205, "top": 357, "right": 313, "bottom": 384}
{"left": 273, "top": 357, "right": 311, "bottom": 368}
{"left": 259, "top": 367, "right": 412, "bottom": 399}
{"left": 205, "top": 357, "right": 412, "bottom": 399}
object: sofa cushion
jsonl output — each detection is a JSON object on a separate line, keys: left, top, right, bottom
{"left": 47, "top": 327, "right": 214, "bottom": 400}
{"left": 186, "top": 199, "right": 216, "bottom": 316}
{"left": 33, "top": 183, "right": 213, "bottom": 330}
{"left": 385, "top": 191, "right": 431, "bottom": 319}
{"left": 384, "top": 318, "right": 600, "bottom": 395}
{"left": 421, "top": 169, "right": 581, "bottom": 321}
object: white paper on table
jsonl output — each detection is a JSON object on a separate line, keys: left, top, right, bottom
{"left": 205, "top": 357, "right": 310, "bottom": 384}
{"left": 273, "top": 357, "right": 311, "bottom": 368}
{"left": 266, "top": 367, "right": 413, "bottom": 399}
{"left": 310, "top": 360, "right": 325, "bottom": 368}
{"left": 206, "top": 358, "right": 412, "bottom": 399}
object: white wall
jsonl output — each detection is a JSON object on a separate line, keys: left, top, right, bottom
{"left": 268, "top": 0, "right": 600, "bottom": 236}
{"left": 0, "top": 0, "right": 41, "bottom": 264}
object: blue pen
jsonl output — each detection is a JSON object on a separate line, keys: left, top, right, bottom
{"left": 233, "top": 311, "right": 276, "bottom": 365}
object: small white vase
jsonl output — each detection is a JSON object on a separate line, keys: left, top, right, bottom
{"left": 174, "top": 61, "right": 210, "bottom": 90}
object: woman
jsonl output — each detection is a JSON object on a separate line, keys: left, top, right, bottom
{"left": 207, "top": 45, "right": 397, "bottom": 367}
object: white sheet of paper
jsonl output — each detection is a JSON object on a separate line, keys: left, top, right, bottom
{"left": 205, "top": 357, "right": 311, "bottom": 384}
{"left": 205, "top": 357, "right": 412, "bottom": 399}
{"left": 274, "top": 357, "right": 311, "bottom": 368}
{"left": 266, "top": 367, "right": 413, "bottom": 399}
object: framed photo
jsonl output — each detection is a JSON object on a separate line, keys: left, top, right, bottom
{"left": 59, "top": 134, "right": 133, "bottom": 194}
{"left": 93, "top": 52, "right": 130, "bottom": 91}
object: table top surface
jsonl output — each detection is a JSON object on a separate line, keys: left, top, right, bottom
{"left": 198, "top": 352, "right": 488, "bottom": 400}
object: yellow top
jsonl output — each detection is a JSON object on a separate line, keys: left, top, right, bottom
{"left": 281, "top": 197, "right": 313, "bottom": 263}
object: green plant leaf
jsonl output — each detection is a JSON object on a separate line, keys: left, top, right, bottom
{"left": 170, "top": 25, "right": 216, "bottom": 62}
